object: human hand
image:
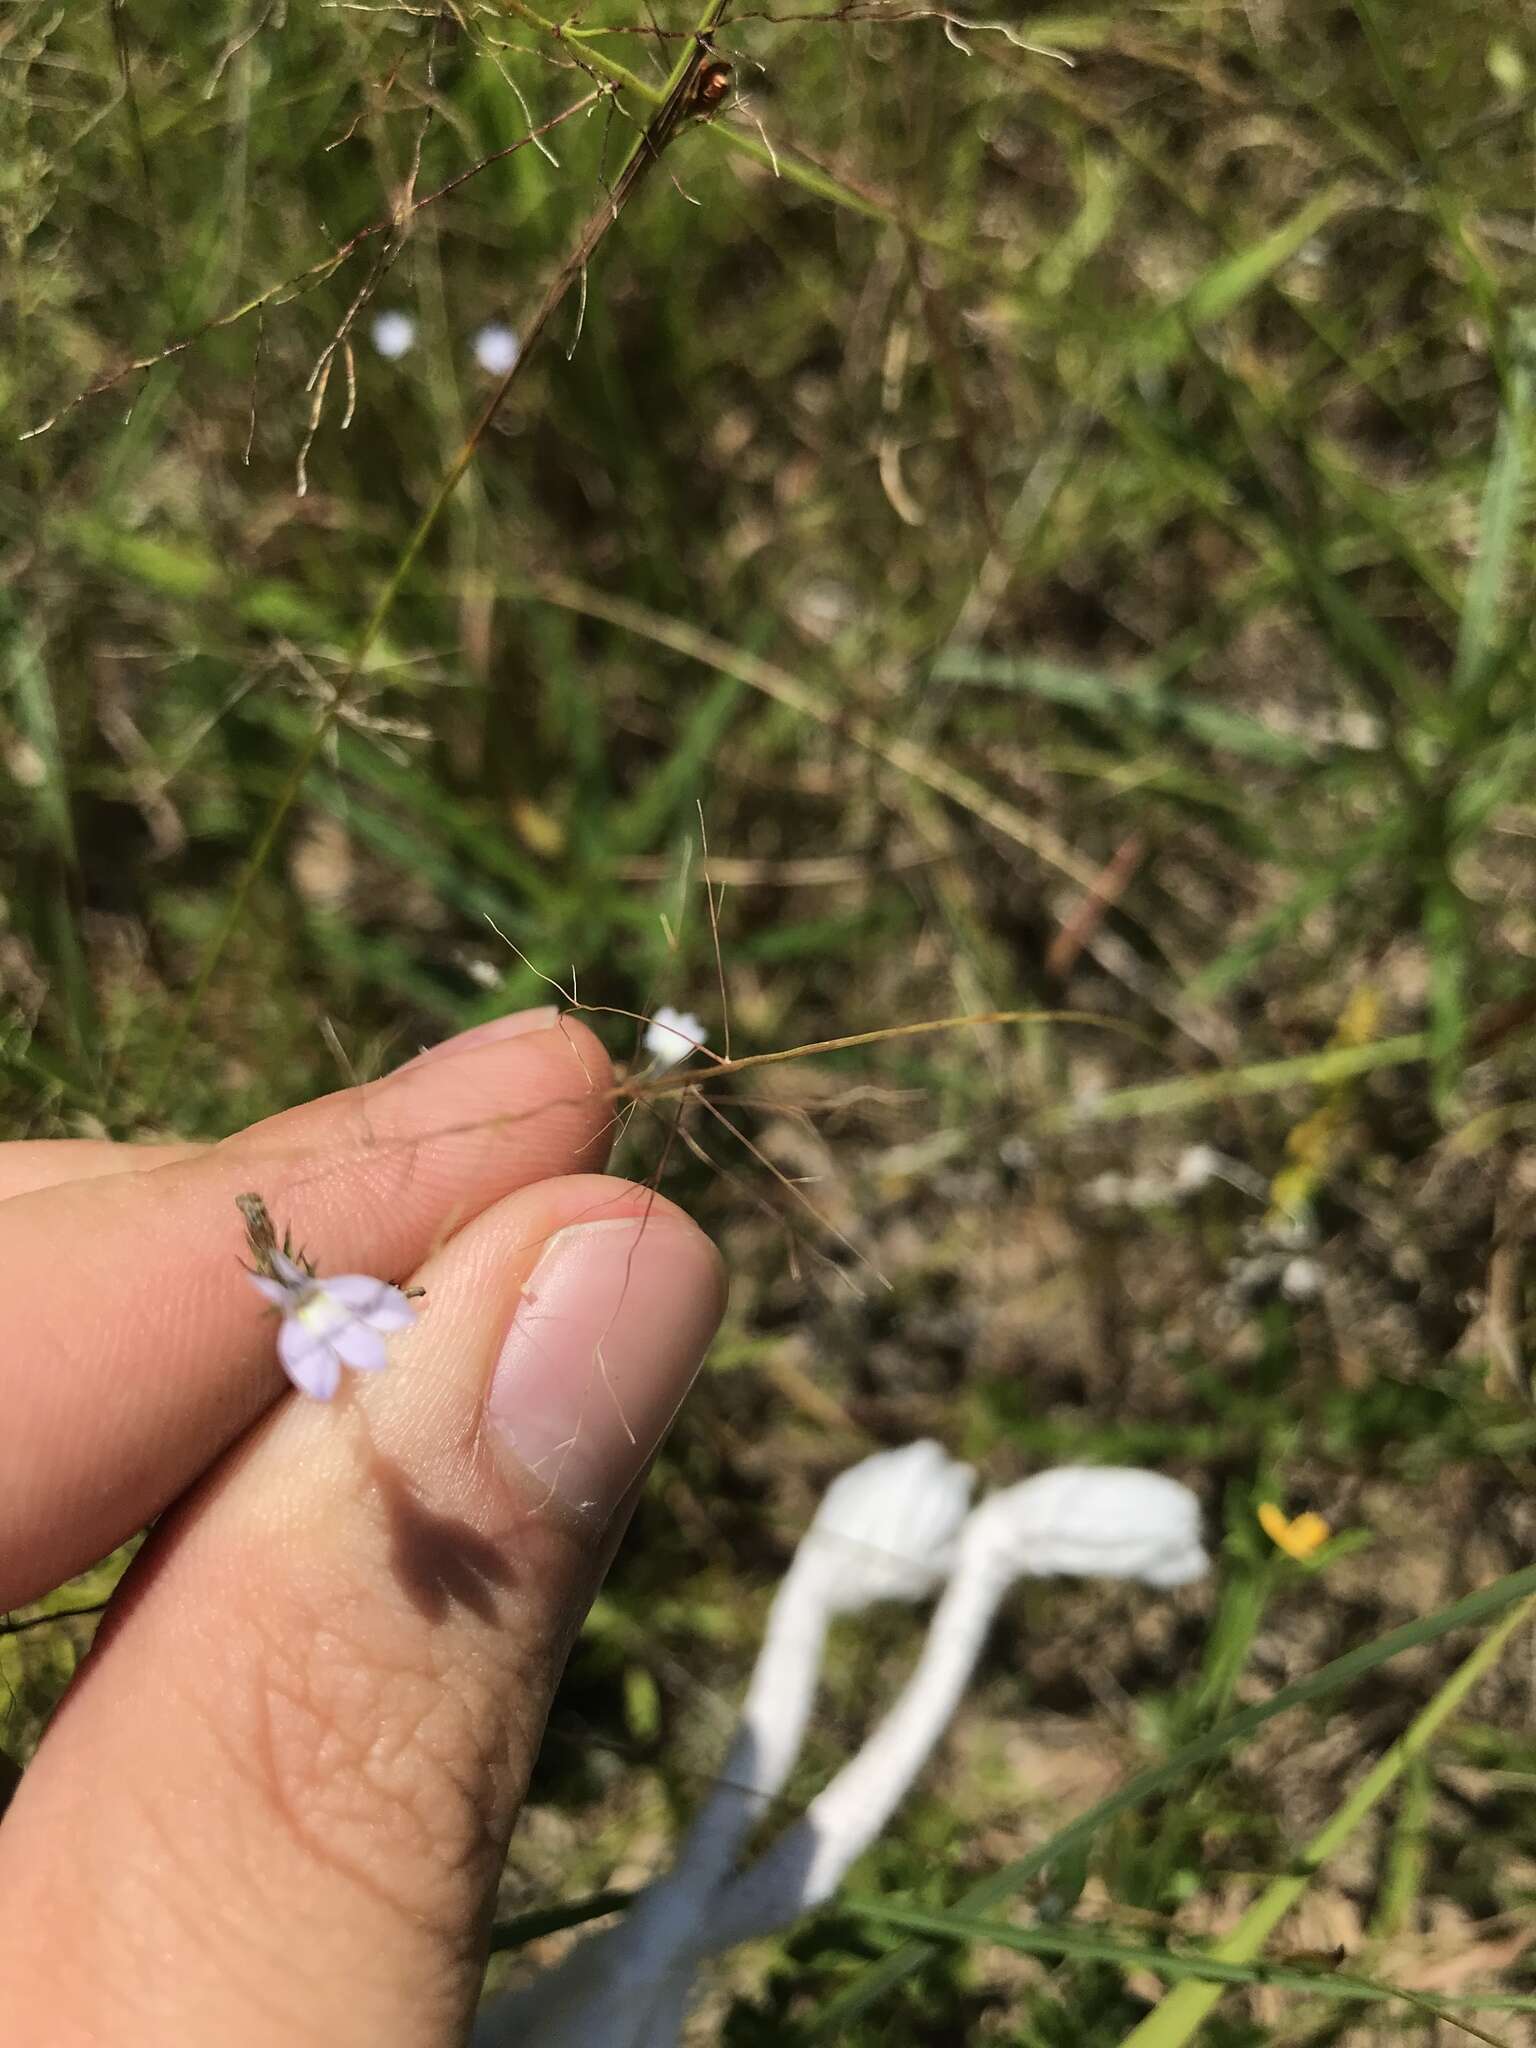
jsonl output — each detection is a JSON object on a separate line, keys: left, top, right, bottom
{"left": 0, "top": 1008, "right": 726, "bottom": 2047}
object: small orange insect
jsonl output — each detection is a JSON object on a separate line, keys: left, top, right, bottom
{"left": 688, "top": 58, "right": 733, "bottom": 116}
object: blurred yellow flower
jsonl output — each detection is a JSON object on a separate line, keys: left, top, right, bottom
{"left": 1258, "top": 1501, "right": 1331, "bottom": 1561}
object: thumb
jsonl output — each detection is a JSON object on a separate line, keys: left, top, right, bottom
{"left": 0, "top": 1174, "right": 725, "bottom": 2048}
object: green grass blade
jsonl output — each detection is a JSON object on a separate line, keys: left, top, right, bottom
{"left": 252, "top": 699, "right": 560, "bottom": 912}
{"left": 813, "top": 1560, "right": 1536, "bottom": 2031}
{"left": 1115, "top": 1595, "right": 1536, "bottom": 2046}
{"left": 1032, "top": 1033, "right": 1427, "bottom": 1130}
{"left": 1134, "top": 184, "right": 1354, "bottom": 367}
{"left": 488, "top": 1889, "right": 633, "bottom": 1952}
{"left": 3, "top": 605, "right": 74, "bottom": 864}
{"left": 1424, "top": 874, "right": 1472, "bottom": 1117}
{"left": 1120, "top": 385, "right": 1431, "bottom": 729}
{"left": 1452, "top": 311, "right": 1535, "bottom": 706}
{"left": 1187, "top": 813, "right": 1409, "bottom": 1001}
{"left": 607, "top": 671, "right": 746, "bottom": 854}
{"left": 845, "top": 1898, "right": 1536, "bottom": 2024}
{"left": 931, "top": 650, "right": 1328, "bottom": 768}
{"left": 1, "top": 599, "right": 99, "bottom": 1074}
{"left": 1372, "top": 1754, "right": 1432, "bottom": 1939}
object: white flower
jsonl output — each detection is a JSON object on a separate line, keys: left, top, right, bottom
{"left": 1175, "top": 1143, "right": 1224, "bottom": 1191}
{"left": 644, "top": 1006, "right": 707, "bottom": 1072}
{"left": 802, "top": 1440, "right": 975, "bottom": 1608}
{"left": 370, "top": 310, "right": 417, "bottom": 361}
{"left": 473, "top": 322, "right": 520, "bottom": 375}
{"left": 1175, "top": 1144, "right": 1268, "bottom": 1201}
{"left": 246, "top": 1250, "right": 416, "bottom": 1401}
{"left": 964, "top": 1466, "right": 1208, "bottom": 1589}
{"left": 1281, "top": 1255, "right": 1323, "bottom": 1302}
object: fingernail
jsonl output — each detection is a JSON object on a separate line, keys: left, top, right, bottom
{"left": 394, "top": 1006, "right": 560, "bottom": 1074}
{"left": 487, "top": 1215, "right": 723, "bottom": 1515}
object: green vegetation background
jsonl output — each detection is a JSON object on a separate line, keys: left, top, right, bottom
{"left": 5, "top": 2, "right": 1536, "bottom": 2039}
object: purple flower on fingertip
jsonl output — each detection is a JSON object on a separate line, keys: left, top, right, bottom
{"left": 237, "top": 1194, "right": 418, "bottom": 1401}
{"left": 246, "top": 1250, "right": 417, "bottom": 1400}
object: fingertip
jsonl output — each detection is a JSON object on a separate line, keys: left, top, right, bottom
{"left": 371, "top": 1011, "right": 619, "bottom": 1173}
{"left": 337, "top": 1172, "right": 724, "bottom": 1524}
{"left": 390, "top": 1004, "right": 561, "bottom": 1073}
{"left": 0, "top": 1016, "right": 624, "bottom": 1613}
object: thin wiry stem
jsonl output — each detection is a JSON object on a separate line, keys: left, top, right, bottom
{"left": 521, "top": 572, "right": 1109, "bottom": 890}
{"left": 497, "top": 0, "right": 915, "bottom": 229}
{"left": 694, "top": 1091, "right": 886, "bottom": 1286}
{"left": 17, "top": 89, "right": 602, "bottom": 442}
{"left": 107, "top": 0, "right": 155, "bottom": 206}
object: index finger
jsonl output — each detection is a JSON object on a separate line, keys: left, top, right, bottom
{"left": 0, "top": 1142, "right": 200, "bottom": 1204}
{"left": 0, "top": 1011, "right": 617, "bottom": 1610}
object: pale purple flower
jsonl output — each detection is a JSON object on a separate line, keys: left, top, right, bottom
{"left": 247, "top": 1250, "right": 416, "bottom": 1400}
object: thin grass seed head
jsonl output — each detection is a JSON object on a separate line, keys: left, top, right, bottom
{"left": 644, "top": 1006, "right": 708, "bottom": 1073}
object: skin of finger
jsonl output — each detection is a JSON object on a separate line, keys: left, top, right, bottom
{"left": 0, "top": 1003, "right": 564, "bottom": 1209}
{"left": 0, "top": 1175, "right": 724, "bottom": 2048}
{"left": 0, "top": 1015, "right": 618, "bottom": 1613}
{"left": 0, "top": 1139, "right": 201, "bottom": 1205}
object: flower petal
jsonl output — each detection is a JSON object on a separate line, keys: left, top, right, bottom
{"left": 316, "top": 1273, "right": 417, "bottom": 1333}
{"left": 331, "top": 1320, "right": 389, "bottom": 1373}
{"left": 271, "top": 1249, "right": 311, "bottom": 1288}
{"left": 246, "top": 1273, "right": 295, "bottom": 1309}
{"left": 364, "top": 1288, "right": 417, "bottom": 1333}
{"left": 277, "top": 1317, "right": 342, "bottom": 1400}
{"left": 643, "top": 1006, "right": 707, "bottom": 1072}
{"left": 318, "top": 1273, "right": 391, "bottom": 1313}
